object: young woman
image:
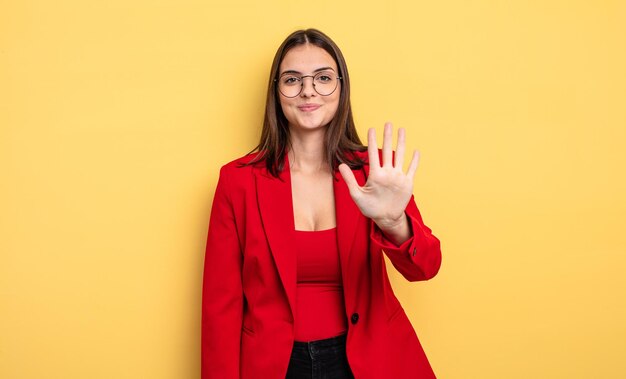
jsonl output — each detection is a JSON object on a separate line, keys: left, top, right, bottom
{"left": 202, "top": 28, "right": 441, "bottom": 379}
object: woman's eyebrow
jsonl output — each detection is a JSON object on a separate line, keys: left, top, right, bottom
{"left": 312, "top": 66, "right": 335, "bottom": 73}
{"left": 279, "top": 67, "right": 336, "bottom": 76}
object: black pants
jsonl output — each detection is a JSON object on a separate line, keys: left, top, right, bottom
{"left": 285, "top": 334, "right": 354, "bottom": 379}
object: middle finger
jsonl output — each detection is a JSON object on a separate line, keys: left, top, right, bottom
{"left": 382, "top": 122, "right": 393, "bottom": 167}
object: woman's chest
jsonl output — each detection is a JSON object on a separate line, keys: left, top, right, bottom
{"left": 290, "top": 170, "right": 336, "bottom": 231}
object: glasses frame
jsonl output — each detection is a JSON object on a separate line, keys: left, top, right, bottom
{"left": 275, "top": 71, "right": 343, "bottom": 98}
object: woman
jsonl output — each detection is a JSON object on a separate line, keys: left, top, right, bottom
{"left": 202, "top": 28, "right": 441, "bottom": 379}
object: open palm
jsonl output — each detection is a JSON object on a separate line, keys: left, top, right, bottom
{"left": 338, "top": 123, "right": 419, "bottom": 230}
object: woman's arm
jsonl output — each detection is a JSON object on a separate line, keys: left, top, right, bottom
{"left": 339, "top": 122, "right": 441, "bottom": 281}
{"left": 201, "top": 166, "right": 243, "bottom": 378}
{"left": 370, "top": 197, "right": 442, "bottom": 282}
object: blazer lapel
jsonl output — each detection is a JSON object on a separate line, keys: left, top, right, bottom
{"left": 254, "top": 161, "right": 297, "bottom": 319}
{"left": 334, "top": 166, "right": 364, "bottom": 284}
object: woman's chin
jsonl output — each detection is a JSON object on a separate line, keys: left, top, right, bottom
{"left": 291, "top": 119, "right": 330, "bottom": 131}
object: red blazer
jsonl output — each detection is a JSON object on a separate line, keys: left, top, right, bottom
{"left": 202, "top": 151, "right": 441, "bottom": 378}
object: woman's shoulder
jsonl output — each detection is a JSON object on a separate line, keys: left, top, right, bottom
{"left": 221, "top": 151, "right": 262, "bottom": 169}
{"left": 350, "top": 148, "right": 369, "bottom": 162}
{"left": 218, "top": 151, "right": 264, "bottom": 183}
{"left": 341, "top": 148, "right": 371, "bottom": 169}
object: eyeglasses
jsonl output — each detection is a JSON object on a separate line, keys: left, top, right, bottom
{"left": 275, "top": 70, "right": 342, "bottom": 98}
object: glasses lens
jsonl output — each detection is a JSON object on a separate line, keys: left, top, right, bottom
{"left": 312, "top": 71, "right": 338, "bottom": 96}
{"left": 278, "top": 74, "right": 302, "bottom": 98}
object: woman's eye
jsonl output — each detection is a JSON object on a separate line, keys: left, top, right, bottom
{"left": 317, "top": 75, "right": 332, "bottom": 82}
{"left": 283, "top": 76, "right": 300, "bottom": 85}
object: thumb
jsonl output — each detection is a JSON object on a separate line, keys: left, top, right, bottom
{"left": 338, "top": 163, "right": 361, "bottom": 196}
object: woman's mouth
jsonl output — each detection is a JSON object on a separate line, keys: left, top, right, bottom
{"left": 297, "top": 104, "right": 321, "bottom": 112}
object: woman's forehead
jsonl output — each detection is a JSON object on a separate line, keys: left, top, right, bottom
{"left": 279, "top": 44, "right": 338, "bottom": 73}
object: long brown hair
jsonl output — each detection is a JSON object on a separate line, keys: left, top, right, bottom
{"left": 246, "top": 28, "right": 366, "bottom": 177}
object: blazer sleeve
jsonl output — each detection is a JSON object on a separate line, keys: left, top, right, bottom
{"left": 370, "top": 195, "right": 442, "bottom": 282}
{"left": 202, "top": 166, "right": 243, "bottom": 378}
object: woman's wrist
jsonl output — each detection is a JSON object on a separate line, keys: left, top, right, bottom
{"left": 373, "top": 213, "right": 411, "bottom": 246}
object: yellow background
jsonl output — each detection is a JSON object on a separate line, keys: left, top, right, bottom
{"left": 2, "top": 0, "right": 625, "bottom": 378}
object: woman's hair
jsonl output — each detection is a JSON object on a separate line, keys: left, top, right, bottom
{"left": 246, "top": 28, "right": 366, "bottom": 177}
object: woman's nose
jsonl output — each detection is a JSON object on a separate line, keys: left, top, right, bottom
{"left": 300, "top": 76, "right": 316, "bottom": 97}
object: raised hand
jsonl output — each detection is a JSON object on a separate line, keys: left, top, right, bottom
{"left": 338, "top": 122, "right": 419, "bottom": 245}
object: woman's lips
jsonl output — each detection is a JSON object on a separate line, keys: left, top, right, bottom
{"left": 297, "top": 104, "right": 321, "bottom": 112}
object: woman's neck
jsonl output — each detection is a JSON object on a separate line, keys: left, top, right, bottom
{"left": 287, "top": 127, "right": 329, "bottom": 174}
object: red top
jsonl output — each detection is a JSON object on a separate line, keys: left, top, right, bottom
{"left": 293, "top": 227, "right": 347, "bottom": 342}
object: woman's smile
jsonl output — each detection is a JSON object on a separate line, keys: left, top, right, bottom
{"left": 297, "top": 103, "right": 321, "bottom": 112}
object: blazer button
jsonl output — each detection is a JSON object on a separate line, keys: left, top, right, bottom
{"left": 350, "top": 313, "right": 359, "bottom": 325}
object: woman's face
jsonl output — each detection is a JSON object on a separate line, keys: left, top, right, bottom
{"left": 277, "top": 44, "right": 341, "bottom": 133}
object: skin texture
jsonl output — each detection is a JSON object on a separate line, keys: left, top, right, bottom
{"left": 279, "top": 44, "right": 419, "bottom": 245}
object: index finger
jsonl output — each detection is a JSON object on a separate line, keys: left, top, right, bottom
{"left": 367, "top": 128, "right": 380, "bottom": 168}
